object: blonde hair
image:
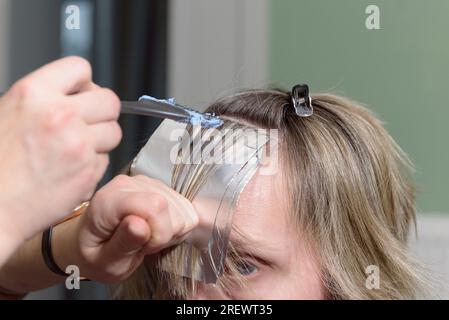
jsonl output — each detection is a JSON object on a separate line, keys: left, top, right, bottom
{"left": 111, "top": 89, "right": 431, "bottom": 299}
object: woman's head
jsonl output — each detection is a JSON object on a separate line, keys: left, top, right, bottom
{"left": 113, "top": 88, "right": 429, "bottom": 299}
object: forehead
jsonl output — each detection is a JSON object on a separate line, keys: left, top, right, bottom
{"left": 232, "top": 161, "right": 295, "bottom": 248}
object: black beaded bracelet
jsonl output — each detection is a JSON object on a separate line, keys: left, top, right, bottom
{"left": 41, "top": 226, "right": 68, "bottom": 277}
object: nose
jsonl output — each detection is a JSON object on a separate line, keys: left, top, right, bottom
{"left": 190, "top": 282, "right": 229, "bottom": 300}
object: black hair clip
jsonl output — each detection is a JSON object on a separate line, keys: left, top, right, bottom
{"left": 291, "top": 84, "right": 313, "bottom": 117}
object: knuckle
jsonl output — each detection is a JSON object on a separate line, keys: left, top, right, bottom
{"left": 112, "top": 174, "right": 132, "bottom": 187}
{"left": 10, "top": 79, "right": 38, "bottom": 100}
{"left": 64, "top": 134, "right": 89, "bottom": 160}
{"left": 135, "top": 175, "right": 167, "bottom": 188}
{"left": 154, "top": 179, "right": 169, "bottom": 190}
{"left": 41, "top": 105, "right": 76, "bottom": 133}
{"left": 133, "top": 174, "right": 150, "bottom": 182}
{"left": 147, "top": 193, "right": 168, "bottom": 213}
{"left": 150, "top": 178, "right": 165, "bottom": 188}
{"left": 66, "top": 56, "right": 92, "bottom": 78}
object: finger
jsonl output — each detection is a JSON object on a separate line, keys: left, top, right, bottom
{"left": 131, "top": 175, "right": 199, "bottom": 234}
{"left": 86, "top": 82, "right": 101, "bottom": 91}
{"left": 141, "top": 197, "right": 198, "bottom": 254}
{"left": 132, "top": 175, "right": 199, "bottom": 228}
{"left": 75, "top": 81, "right": 99, "bottom": 92}
{"left": 23, "top": 56, "right": 93, "bottom": 94}
{"left": 88, "top": 121, "right": 122, "bottom": 153}
{"left": 98, "top": 190, "right": 168, "bottom": 236}
{"left": 105, "top": 215, "right": 151, "bottom": 257}
{"left": 86, "top": 176, "right": 139, "bottom": 240}
{"left": 169, "top": 197, "right": 199, "bottom": 234}
{"left": 114, "top": 192, "right": 174, "bottom": 254}
{"left": 69, "top": 88, "right": 120, "bottom": 124}
{"left": 90, "top": 180, "right": 194, "bottom": 255}
{"left": 94, "top": 215, "right": 149, "bottom": 282}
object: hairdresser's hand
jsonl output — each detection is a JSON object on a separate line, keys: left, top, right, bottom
{"left": 0, "top": 57, "right": 122, "bottom": 249}
{"left": 72, "top": 175, "right": 199, "bottom": 283}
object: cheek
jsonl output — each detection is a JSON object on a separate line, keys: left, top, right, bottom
{"left": 230, "top": 266, "right": 325, "bottom": 300}
{"left": 189, "top": 283, "right": 230, "bottom": 300}
{"left": 289, "top": 259, "right": 326, "bottom": 299}
{"left": 285, "top": 243, "right": 326, "bottom": 299}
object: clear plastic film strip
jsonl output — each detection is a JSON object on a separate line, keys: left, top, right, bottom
{"left": 130, "top": 119, "right": 277, "bottom": 283}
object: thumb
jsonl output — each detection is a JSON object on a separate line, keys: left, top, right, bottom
{"left": 97, "top": 215, "right": 150, "bottom": 281}
{"left": 109, "top": 215, "right": 150, "bottom": 255}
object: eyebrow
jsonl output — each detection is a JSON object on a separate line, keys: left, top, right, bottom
{"left": 228, "top": 231, "right": 281, "bottom": 266}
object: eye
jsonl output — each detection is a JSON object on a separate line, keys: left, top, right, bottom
{"left": 235, "top": 260, "right": 259, "bottom": 276}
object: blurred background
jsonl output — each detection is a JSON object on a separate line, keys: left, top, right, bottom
{"left": 0, "top": 0, "right": 447, "bottom": 298}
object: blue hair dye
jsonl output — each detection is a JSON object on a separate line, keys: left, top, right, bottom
{"left": 139, "top": 95, "right": 224, "bottom": 129}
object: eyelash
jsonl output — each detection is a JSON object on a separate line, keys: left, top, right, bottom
{"left": 224, "top": 248, "right": 269, "bottom": 280}
{"left": 235, "top": 259, "right": 259, "bottom": 276}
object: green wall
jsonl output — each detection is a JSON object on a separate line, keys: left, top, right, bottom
{"left": 270, "top": 0, "right": 449, "bottom": 213}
